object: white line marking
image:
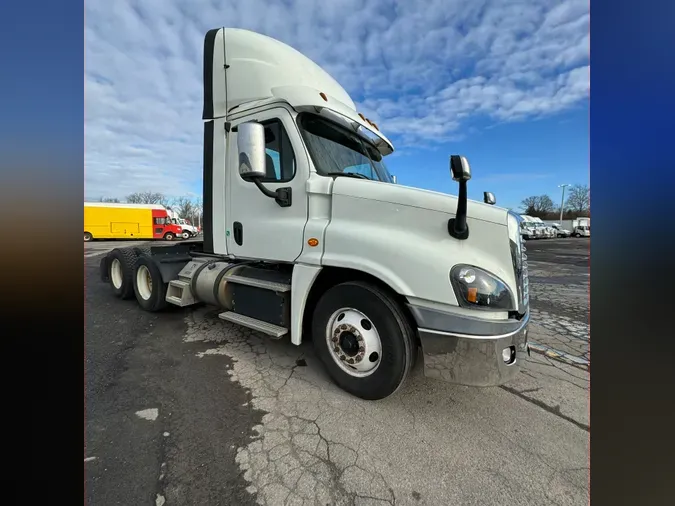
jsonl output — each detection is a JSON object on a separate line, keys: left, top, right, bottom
{"left": 84, "top": 456, "right": 97, "bottom": 462}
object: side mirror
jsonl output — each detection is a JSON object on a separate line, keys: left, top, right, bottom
{"left": 237, "top": 122, "right": 267, "bottom": 180}
{"left": 391, "top": 175, "right": 397, "bottom": 184}
{"left": 483, "top": 191, "right": 496, "bottom": 205}
{"left": 448, "top": 154, "right": 471, "bottom": 240}
{"left": 450, "top": 155, "right": 471, "bottom": 181}
{"left": 235, "top": 121, "right": 292, "bottom": 208}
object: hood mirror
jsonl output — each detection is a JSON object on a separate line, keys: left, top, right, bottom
{"left": 484, "top": 192, "right": 496, "bottom": 205}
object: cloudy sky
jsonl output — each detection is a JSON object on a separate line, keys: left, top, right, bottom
{"left": 85, "top": 0, "right": 589, "bottom": 210}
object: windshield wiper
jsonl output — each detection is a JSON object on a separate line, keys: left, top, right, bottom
{"left": 325, "top": 172, "right": 370, "bottom": 180}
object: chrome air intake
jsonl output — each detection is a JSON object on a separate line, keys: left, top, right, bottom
{"left": 507, "top": 211, "right": 529, "bottom": 314}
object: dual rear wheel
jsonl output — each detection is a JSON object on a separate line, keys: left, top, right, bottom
{"left": 103, "top": 249, "right": 168, "bottom": 311}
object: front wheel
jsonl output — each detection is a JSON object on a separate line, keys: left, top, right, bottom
{"left": 181, "top": 231, "right": 191, "bottom": 239}
{"left": 311, "top": 281, "right": 415, "bottom": 400}
{"left": 164, "top": 232, "right": 175, "bottom": 241}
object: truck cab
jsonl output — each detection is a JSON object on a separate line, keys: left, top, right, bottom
{"left": 572, "top": 218, "right": 590, "bottom": 237}
{"left": 100, "top": 28, "right": 530, "bottom": 400}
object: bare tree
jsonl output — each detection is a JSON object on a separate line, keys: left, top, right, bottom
{"left": 520, "top": 195, "right": 555, "bottom": 216}
{"left": 126, "top": 192, "right": 169, "bottom": 206}
{"left": 565, "top": 184, "right": 590, "bottom": 215}
{"left": 171, "top": 197, "right": 196, "bottom": 221}
{"left": 99, "top": 197, "right": 120, "bottom": 203}
{"left": 192, "top": 198, "right": 203, "bottom": 229}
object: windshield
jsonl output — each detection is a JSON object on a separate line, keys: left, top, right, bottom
{"left": 298, "top": 113, "right": 394, "bottom": 183}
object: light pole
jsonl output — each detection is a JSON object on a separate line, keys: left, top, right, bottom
{"left": 558, "top": 184, "right": 570, "bottom": 225}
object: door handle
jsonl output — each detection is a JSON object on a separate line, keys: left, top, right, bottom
{"left": 233, "top": 222, "right": 243, "bottom": 246}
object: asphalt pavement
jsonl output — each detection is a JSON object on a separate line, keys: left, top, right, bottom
{"left": 85, "top": 237, "right": 590, "bottom": 506}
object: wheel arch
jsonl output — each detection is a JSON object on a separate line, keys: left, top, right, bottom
{"left": 293, "top": 265, "right": 418, "bottom": 347}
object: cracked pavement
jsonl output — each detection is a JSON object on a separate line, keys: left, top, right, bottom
{"left": 85, "top": 238, "right": 590, "bottom": 506}
{"left": 525, "top": 239, "right": 590, "bottom": 365}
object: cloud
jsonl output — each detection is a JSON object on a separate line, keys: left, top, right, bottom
{"left": 85, "top": 0, "right": 589, "bottom": 198}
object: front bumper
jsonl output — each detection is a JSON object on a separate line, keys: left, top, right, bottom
{"left": 409, "top": 304, "right": 530, "bottom": 387}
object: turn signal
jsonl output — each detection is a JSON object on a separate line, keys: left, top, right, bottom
{"left": 307, "top": 238, "right": 319, "bottom": 247}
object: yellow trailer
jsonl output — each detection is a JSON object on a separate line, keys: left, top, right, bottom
{"left": 84, "top": 203, "right": 180, "bottom": 241}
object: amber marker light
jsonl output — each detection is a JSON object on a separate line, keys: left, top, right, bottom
{"left": 308, "top": 238, "right": 319, "bottom": 247}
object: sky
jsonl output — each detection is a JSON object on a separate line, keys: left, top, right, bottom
{"left": 84, "top": 0, "right": 589, "bottom": 211}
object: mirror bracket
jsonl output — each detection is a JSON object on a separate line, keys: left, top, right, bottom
{"left": 247, "top": 177, "right": 293, "bottom": 207}
{"left": 448, "top": 155, "right": 471, "bottom": 240}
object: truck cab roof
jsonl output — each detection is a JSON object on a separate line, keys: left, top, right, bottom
{"left": 203, "top": 28, "right": 394, "bottom": 155}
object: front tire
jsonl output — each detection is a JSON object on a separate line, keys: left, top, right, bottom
{"left": 133, "top": 256, "right": 169, "bottom": 312}
{"left": 164, "top": 232, "right": 175, "bottom": 241}
{"left": 181, "top": 231, "right": 191, "bottom": 239}
{"left": 311, "top": 281, "right": 415, "bottom": 400}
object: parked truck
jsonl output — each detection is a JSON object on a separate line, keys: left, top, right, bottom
{"left": 84, "top": 202, "right": 183, "bottom": 242}
{"left": 98, "top": 28, "right": 530, "bottom": 400}
{"left": 572, "top": 218, "right": 590, "bottom": 237}
{"left": 167, "top": 208, "right": 199, "bottom": 239}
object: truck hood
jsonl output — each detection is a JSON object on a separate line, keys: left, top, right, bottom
{"left": 331, "top": 178, "right": 509, "bottom": 226}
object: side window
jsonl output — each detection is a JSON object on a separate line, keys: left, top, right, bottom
{"left": 153, "top": 217, "right": 164, "bottom": 225}
{"left": 261, "top": 120, "right": 296, "bottom": 182}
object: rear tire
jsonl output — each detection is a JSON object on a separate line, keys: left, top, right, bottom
{"left": 84, "top": 232, "right": 93, "bottom": 242}
{"left": 164, "top": 232, "right": 175, "bottom": 241}
{"left": 311, "top": 281, "right": 415, "bottom": 400}
{"left": 107, "top": 248, "right": 137, "bottom": 299}
{"left": 133, "top": 256, "right": 169, "bottom": 312}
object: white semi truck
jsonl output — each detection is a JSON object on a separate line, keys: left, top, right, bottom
{"left": 167, "top": 208, "right": 199, "bottom": 239}
{"left": 98, "top": 28, "right": 530, "bottom": 400}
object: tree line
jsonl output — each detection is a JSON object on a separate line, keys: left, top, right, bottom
{"left": 98, "top": 192, "right": 203, "bottom": 227}
{"left": 520, "top": 184, "right": 589, "bottom": 220}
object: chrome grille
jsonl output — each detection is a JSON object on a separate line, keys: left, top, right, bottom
{"left": 521, "top": 242, "right": 529, "bottom": 308}
{"left": 507, "top": 211, "right": 529, "bottom": 314}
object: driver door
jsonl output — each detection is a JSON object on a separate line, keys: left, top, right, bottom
{"left": 226, "top": 107, "right": 309, "bottom": 262}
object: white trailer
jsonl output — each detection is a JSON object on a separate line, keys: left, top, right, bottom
{"left": 99, "top": 28, "right": 530, "bottom": 400}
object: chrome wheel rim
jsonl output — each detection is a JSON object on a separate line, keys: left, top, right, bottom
{"left": 325, "top": 308, "right": 382, "bottom": 377}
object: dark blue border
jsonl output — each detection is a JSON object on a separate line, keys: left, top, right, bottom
{"left": 591, "top": 0, "right": 675, "bottom": 503}
{"left": 0, "top": 0, "right": 84, "bottom": 499}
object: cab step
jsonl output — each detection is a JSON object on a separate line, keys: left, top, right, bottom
{"left": 166, "top": 279, "right": 197, "bottom": 307}
{"left": 218, "top": 311, "right": 288, "bottom": 338}
{"left": 225, "top": 274, "right": 291, "bottom": 293}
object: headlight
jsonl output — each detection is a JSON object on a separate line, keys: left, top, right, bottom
{"left": 450, "top": 264, "right": 515, "bottom": 311}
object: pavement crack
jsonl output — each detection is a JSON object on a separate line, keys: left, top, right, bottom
{"left": 500, "top": 385, "right": 590, "bottom": 432}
